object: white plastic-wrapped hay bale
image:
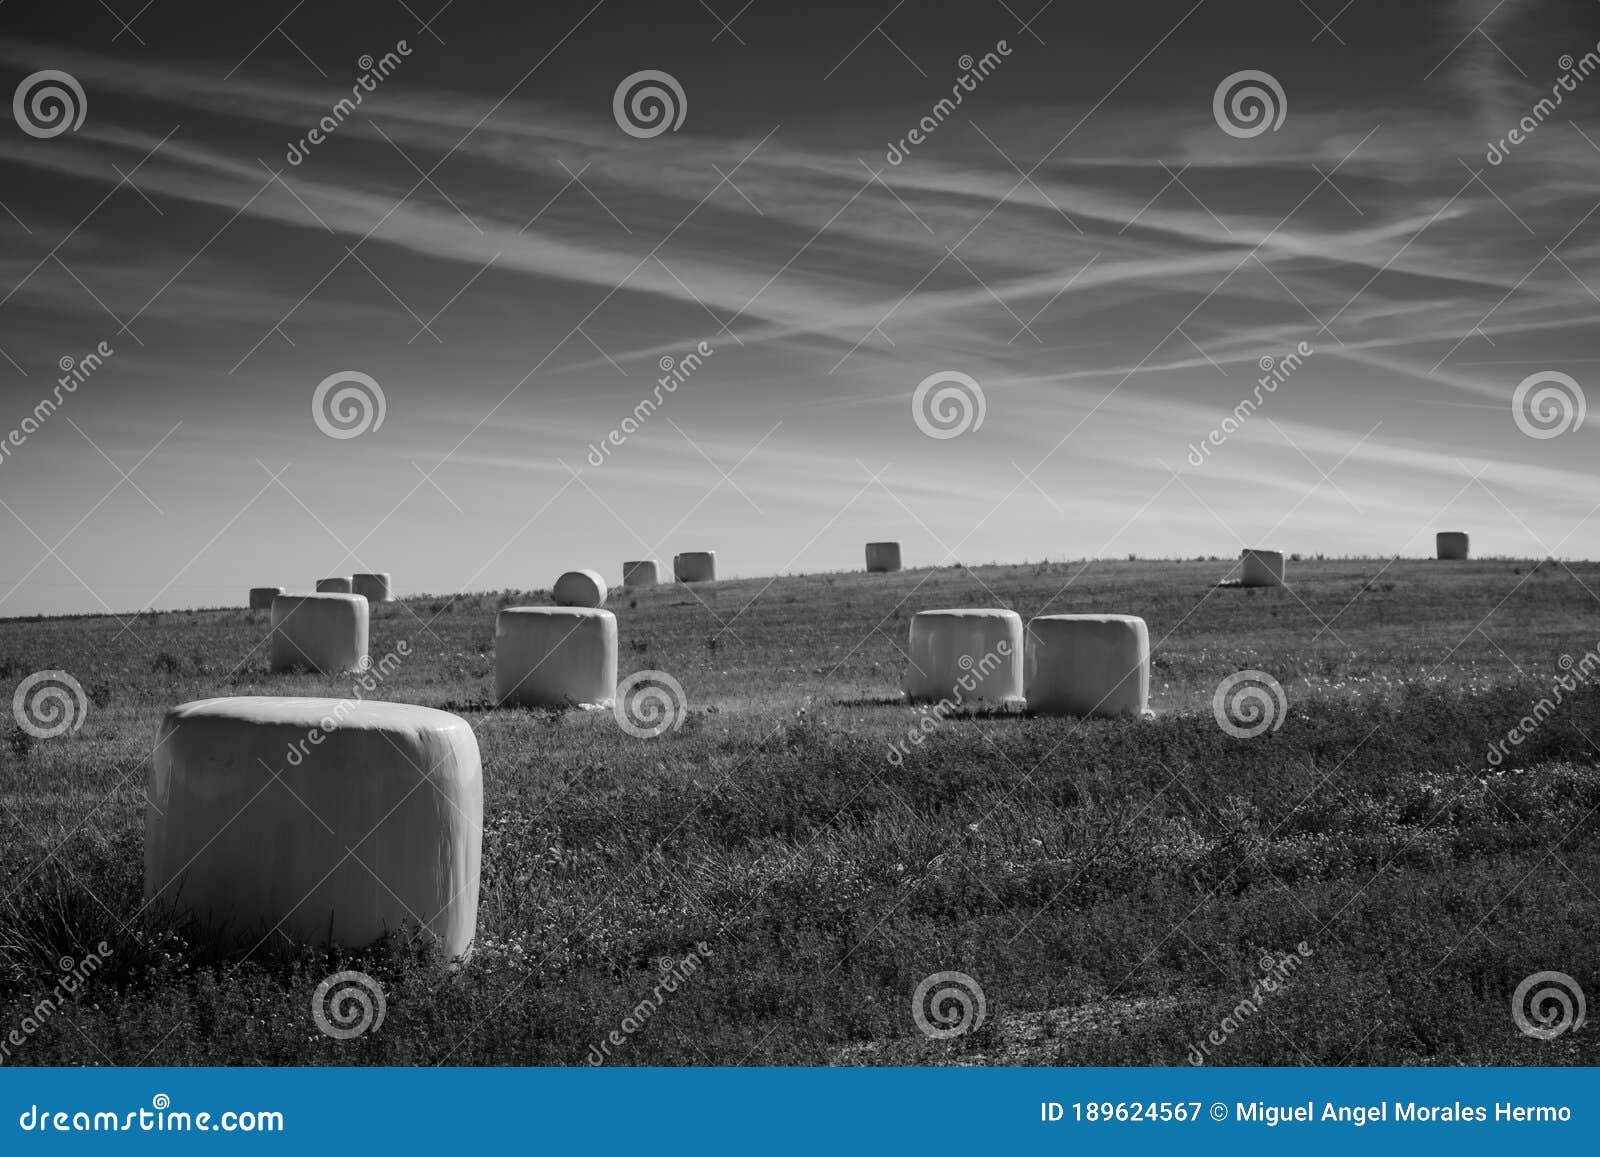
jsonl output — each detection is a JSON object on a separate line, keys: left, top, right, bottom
{"left": 865, "top": 542, "right": 902, "bottom": 573}
{"left": 316, "top": 576, "right": 352, "bottom": 594}
{"left": 1240, "top": 548, "right": 1285, "bottom": 588}
{"left": 494, "top": 606, "right": 617, "bottom": 708}
{"left": 1025, "top": 614, "right": 1150, "bottom": 718}
{"left": 249, "top": 586, "right": 283, "bottom": 611}
{"left": 903, "top": 609, "right": 1024, "bottom": 707}
{"left": 270, "top": 593, "right": 369, "bottom": 674}
{"left": 352, "top": 572, "right": 392, "bottom": 602}
{"left": 622, "top": 560, "right": 659, "bottom": 589}
{"left": 673, "top": 551, "right": 717, "bottom": 582}
{"left": 1436, "top": 532, "right": 1469, "bottom": 560}
{"left": 553, "top": 569, "right": 608, "bottom": 608}
{"left": 145, "top": 696, "right": 481, "bottom": 956}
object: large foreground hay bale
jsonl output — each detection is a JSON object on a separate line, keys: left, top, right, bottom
{"left": 674, "top": 551, "right": 717, "bottom": 582}
{"left": 270, "top": 593, "right": 369, "bottom": 674}
{"left": 903, "top": 609, "right": 1024, "bottom": 707}
{"left": 249, "top": 586, "right": 283, "bottom": 611}
{"left": 1025, "top": 614, "right": 1150, "bottom": 718}
{"left": 494, "top": 607, "right": 617, "bottom": 708}
{"left": 865, "top": 542, "right": 902, "bottom": 573}
{"left": 553, "top": 569, "right": 608, "bottom": 608}
{"left": 1240, "top": 548, "right": 1285, "bottom": 588}
{"left": 352, "top": 572, "right": 392, "bottom": 602}
{"left": 622, "top": 560, "right": 659, "bottom": 588}
{"left": 1436, "top": 531, "right": 1469, "bottom": 560}
{"left": 145, "top": 696, "right": 481, "bottom": 956}
{"left": 316, "top": 577, "right": 352, "bottom": 594}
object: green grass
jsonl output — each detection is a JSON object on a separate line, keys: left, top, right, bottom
{"left": 2, "top": 557, "right": 1598, "bottom": 1066}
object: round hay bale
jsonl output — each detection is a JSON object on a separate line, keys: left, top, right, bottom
{"left": 622, "top": 560, "right": 659, "bottom": 589}
{"left": 1025, "top": 614, "right": 1150, "bottom": 718}
{"left": 1436, "top": 531, "right": 1469, "bottom": 560}
{"left": 495, "top": 606, "right": 617, "bottom": 708}
{"left": 1240, "top": 548, "right": 1285, "bottom": 588}
{"left": 673, "top": 551, "right": 717, "bottom": 582}
{"left": 865, "top": 542, "right": 902, "bottom": 573}
{"left": 270, "top": 593, "right": 369, "bottom": 674}
{"left": 553, "top": 568, "right": 608, "bottom": 608}
{"left": 316, "top": 576, "right": 352, "bottom": 594}
{"left": 903, "top": 608, "right": 1024, "bottom": 707}
{"left": 352, "top": 572, "right": 392, "bottom": 602}
{"left": 249, "top": 586, "right": 283, "bottom": 611}
{"left": 145, "top": 696, "right": 481, "bottom": 956}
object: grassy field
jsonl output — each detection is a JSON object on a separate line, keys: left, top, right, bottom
{"left": 2, "top": 557, "right": 1598, "bottom": 1066}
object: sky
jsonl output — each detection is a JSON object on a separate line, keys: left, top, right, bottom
{"left": 0, "top": 0, "right": 1597, "bottom": 617}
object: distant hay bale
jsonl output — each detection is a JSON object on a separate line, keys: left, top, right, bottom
{"left": 316, "top": 577, "right": 352, "bottom": 594}
{"left": 622, "top": 560, "right": 659, "bottom": 589}
{"left": 674, "top": 551, "right": 717, "bottom": 582}
{"left": 352, "top": 572, "right": 392, "bottom": 602}
{"left": 270, "top": 593, "right": 369, "bottom": 674}
{"left": 1240, "top": 548, "right": 1285, "bottom": 588}
{"left": 1025, "top": 614, "right": 1150, "bottom": 718}
{"left": 494, "top": 606, "right": 617, "bottom": 708}
{"left": 903, "top": 609, "right": 1024, "bottom": 707}
{"left": 553, "top": 569, "right": 608, "bottom": 608}
{"left": 865, "top": 542, "right": 902, "bottom": 573}
{"left": 145, "top": 696, "right": 481, "bottom": 956}
{"left": 249, "top": 586, "right": 283, "bottom": 611}
{"left": 1436, "top": 532, "right": 1469, "bottom": 560}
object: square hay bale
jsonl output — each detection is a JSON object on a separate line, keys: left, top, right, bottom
{"left": 316, "top": 577, "right": 353, "bottom": 594}
{"left": 352, "top": 572, "right": 392, "bottom": 602}
{"left": 903, "top": 608, "right": 1024, "bottom": 708}
{"left": 1436, "top": 531, "right": 1469, "bottom": 560}
{"left": 865, "top": 542, "right": 902, "bottom": 573}
{"left": 494, "top": 606, "right": 617, "bottom": 708}
{"left": 673, "top": 551, "right": 717, "bottom": 582}
{"left": 622, "top": 560, "right": 659, "bottom": 588}
{"left": 145, "top": 696, "right": 482, "bottom": 957}
{"left": 1240, "top": 548, "right": 1285, "bottom": 588}
{"left": 553, "top": 569, "right": 608, "bottom": 608}
{"left": 270, "top": 593, "right": 369, "bottom": 674}
{"left": 1025, "top": 614, "right": 1150, "bottom": 718}
{"left": 249, "top": 586, "right": 283, "bottom": 611}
